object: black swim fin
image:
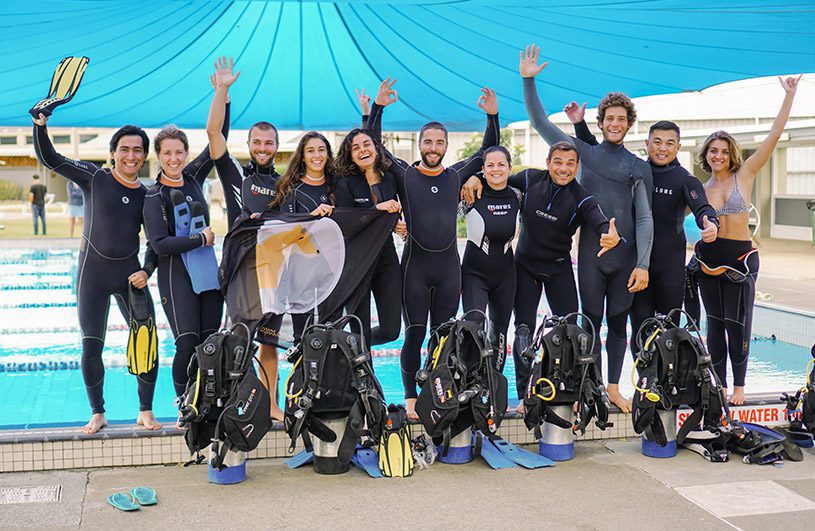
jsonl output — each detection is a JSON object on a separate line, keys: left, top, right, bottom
{"left": 126, "top": 285, "right": 158, "bottom": 376}
{"left": 29, "top": 56, "right": 90, "bottom": 118}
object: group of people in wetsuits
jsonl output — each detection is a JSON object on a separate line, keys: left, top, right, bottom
{"left": 32, "top": 48, "right": 802, "bottom": 432}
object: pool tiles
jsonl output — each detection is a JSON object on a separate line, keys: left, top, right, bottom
{"left": 0, "top": 413, "right": 636, "bottom": 473}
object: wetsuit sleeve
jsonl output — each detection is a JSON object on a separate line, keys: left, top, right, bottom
{"left": 507, "top": 170, "right": 528, "bottom": 192}
{"left": 334, "top": 178, "right": 355, "bottom": 207}
{"left": 362, "top": 114, "right": 369, "bottom": 128}
{"left": 523, "top": 77, "right": 574, "bottom": 146}
{"left": 450, "top": 112, "right": 501, "bottom": 182}
{"left": 367, "top": 102, "right": 410, "bottom": 180}
{"left": 579, "top": 194, "right": 610, "bottom": 235}
{"left": 186, "top": 103, "right": 232, "bottom": 186}
{"left": 141, "top": 240, "right": 158, "bottom": 277}
{"left": 142, "top": 192, "right": 205, "bottom": 256}
{"left": 573, "top": 120, "right": 598, "bottom": 146}
{"left": 33, "top": 124, "right": 98, "bottom": 186}
{"left": 214, "top": 149, "right": 244, "bottom": 223}
{"left": 684, "top": 174, "right": 718, "bottom": 229}
{"left": 366, "top": 103, "right": 383, "bottom": 143}
{"left": 633, "top": 178, "right": 654, "bottom": 270}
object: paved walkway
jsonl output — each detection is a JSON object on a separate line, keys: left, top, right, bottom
{"left": 2, "top": 442, "right": 814, "bottom": 529}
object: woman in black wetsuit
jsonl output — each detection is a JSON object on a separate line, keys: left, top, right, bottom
{"left": 271, "top": 131, "right": 336, "bottom": 341}
{"left": 334, "top": 79, "right": 403, "bottom": 347}
{"left": 460, "top": 146, "right": 520, "bottom": 374}
{"left": 142, "top": 125, "right": 224, "bottom": 400}
{"left": 694, "top": 75, "right": 801, "bottom": 405}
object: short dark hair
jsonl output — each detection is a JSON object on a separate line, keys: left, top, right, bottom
{"left": 483, "top": 145, "right": 511, "bottom": 166}
{"left": 649, "top": 120, "right": 681, "bottom": 138}
{"left": 33, "top": 174, "right": 40, "bottom": 180}
{"left": 547, "top": 141, "right": 580, "bottom": 162}
{"left": 109, "top": 125, "right": 149, "bottom": 154}
{"left": 249, "top": 121, "right": 279, "bottom": 144}
{"left": 419, "top": 121, "right": 448, "bottom": 141}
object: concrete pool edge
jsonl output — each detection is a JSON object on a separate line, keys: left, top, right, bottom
{"left": 0, "top": 393, "right": 799, "bottom": 472}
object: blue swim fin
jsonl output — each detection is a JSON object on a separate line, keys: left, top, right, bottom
{"left": 285, "top": 449, "right": 314, "bottom": 469}
{"left": 183, "top": 201, "right": 220, "bottom": 293}
{"left": 491, "top": 436, "right": 554, "bottom": 469}
{"left": 351, "top": 446, "right": 383, "bottom": 478}
{"left": 170, "top": 189, "right": 190, "bottom": 237}
{"left": 477, "top": 433, "right": 518, "bottom": 469}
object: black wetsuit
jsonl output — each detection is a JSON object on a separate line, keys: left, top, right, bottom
{"left": 524, "top": 77, "right": 654, "bottom": 385}
{"left": 573, "top": 121, "right": 717, "bottom": 351}
{"left": 334, "top": 171, "right": 402, "bottom": 346}
{"left": 143, "top": 152, "right": 223, "bottom": 397}
{"left": 213, "top": 150, "right": 282, "bottom": 345}
{"left": 509, "top": 168, "right": 610, "bottom": 398}
{"left": 33, "top": 124, "right": 159, "bottom": 415}
{"left": 367, "top": 102, "right": 500, "bottom": 399}
{"left": 460, "top": 181, "right": 520, "bottom": 373}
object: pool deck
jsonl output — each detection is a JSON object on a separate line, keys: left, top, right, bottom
{"left": 1, "top": 440, "right": 814, "bottom": 530}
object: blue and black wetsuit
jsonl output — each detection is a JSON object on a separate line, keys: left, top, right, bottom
{"left": 509, "top": 168, "right": 610, "bottom": 398}
{"left": 524, "top": 77, "right": 653, "bottom": 385}
{"left": 573, "top": 121, "right": 717, "bottom": 352}
{"left": 334, "top": 171, "right": 402, "bottom": 347}
{"left": 367, "top": 102, "right": 500, "bottom": 399}
{"left": 214, "top": 150, "right": 282, "bottom": 345}
{"left": 460, "top": 180, "right": 520, "bottom": 373}
{"left": 143, "top": 152, "right": 223, "bottom": 397}
{"left": 33, "top": 124, "right": 158, "bottom": 415}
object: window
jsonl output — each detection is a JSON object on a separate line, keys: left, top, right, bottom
{"left": 52, "top": 135, "right": 71, "bottom": 144}
{"left": 25, "top": 136, "right": 33, "bottom": 145}
{"left": 79, "top": 134, "right": 98, "bottom": 143}
{"left": 0, "top": 136, "right": 16, "bottom": 145}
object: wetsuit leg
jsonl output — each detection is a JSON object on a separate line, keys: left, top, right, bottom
{"left": 578, "top": 259, "right": 609, "bottom": 376}
{"left": 400, "top": 245, "right": 432, "bottom": 399}
{"left": 486, "top": 264, "right": 515, "bottom": 373}
{"left": 348, "top": 291, "right": 373, "bottom": 346}
{"left": 722, "top": 259, "right": 759, "bottom": 388}
{"left": 543, "top": 264, "right": 579, "bottom": 318}
{"left": 198, "top": 289, "right": 223, "bottom": 340}
{"left": 604, "top": 259, "right": 637, "bottom": 386}
{"left": 629, "top": 288, "right": 654, "bottom": 358}
{"left": 112, "top": 288, "right": 158, "bottom": 412}
{"left": 698, "top": 273, "right": 728, "bottom": 385}
{"left": 75, "top": 251, "right": 110, "bottom": 414}
{"left": 370, "top": 244, "right": 402, "bottom": 345}
{"left": 512, "top": 262, "right": 544, "bottom": 399}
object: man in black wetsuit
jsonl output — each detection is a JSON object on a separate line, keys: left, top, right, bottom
{"left": 366, "top": 84, "right": 500, "bottom": 418}
{"left": 206, "top": 57, "right": 285, "bottom": 421}
{"left": 520, "top": 45, "right": 653, "bottom": 412}
{"left": 33, "top": 112, "right": 160, "bottom": 434}
{"left": 566, "top": 110, "right": 719, "bottom": 351}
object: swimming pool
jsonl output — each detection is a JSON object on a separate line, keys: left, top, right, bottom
{"left": 1, "top": 247, "right": 813, "bottom": 428}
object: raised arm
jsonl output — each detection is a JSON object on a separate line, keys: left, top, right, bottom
{"left": 451, "top": 87, "right": 500, "bottom": 179}
{"left": 520, "top": 45, "right": 573, "bottom": 146}
{"left": 207, "top": 56, "right": 240, "bottom": 161}
{"left": 741, "top": 75, "right": 801, "bottom": 180}
{"left": 32, "top": 114, "right": 97, "bottom": 186}
{"left": 564, "top": 102, "right": 598, "bottom": 146}
{"left": 356, "top": 87, "right": 371, "bottom": 126}
{"left": 367, "top": 77, "right": 409, "bottom": 172}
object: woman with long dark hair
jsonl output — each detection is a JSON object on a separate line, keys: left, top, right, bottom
{"left": 694, "top": 75, "right": 801, "bottom": 405}
{"left": 334, "top": 79, "right": 403, "bottom": 346}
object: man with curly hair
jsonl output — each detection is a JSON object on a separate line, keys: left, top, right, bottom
{"left": 518, "top": 45, "right": 654, "bottom": 412}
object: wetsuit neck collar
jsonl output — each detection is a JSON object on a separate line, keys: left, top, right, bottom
{"left": 249, "top": 160, "right": 277, "bottom": 177}
{"left": 650, "top": 158, "right": 680, "bottom": 174}
{"left": 600, "top": 140, "right": 626, "bottom": 152}
{"left": 414, "top": 161, "right": 444, "bottom": 176}
{"left": 544, "top": 170, "right": 566, "bottom": 190}
{"left": 483, "top": 181, "right": 509, "bottom": 195}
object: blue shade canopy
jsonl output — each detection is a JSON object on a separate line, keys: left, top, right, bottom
{"left": 2, "top": 0, "right": 813, "bottom": 131}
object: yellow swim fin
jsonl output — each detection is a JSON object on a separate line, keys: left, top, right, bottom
{"left": 29, "top": 56, "right": 90, "bottom": 118}
{"left": 378, "top": 404, "right": 413, "bottom": 477}
{"left": 126, "top": 285, "right": 158, "bottom": 376}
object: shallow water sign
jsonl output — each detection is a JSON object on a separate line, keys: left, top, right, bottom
{"left": 0, "top": 485, "right": 62, "bottom": 504}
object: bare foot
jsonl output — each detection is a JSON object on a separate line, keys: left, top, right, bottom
{"left": 405, "top": 398, "right": 419, "bottom": 420}
{"left": 136, "top": 410, "right": 162, "bottom": 430}
{"left": 607, "top": 384, "right": 632, "bottom": 413}
{"left": 176, "top": 412, "right": 186, "bottom": 430}
{"left": 516, "top": 402, "right": 525, "bottom": 415}
{"left": 729, "top": 387, "right": 746, "bottom": 405}
{"left": 270, "top": 404, "right": 285, "bottom": 422}
{"left": 82, "top": 413, "right": 107, "bottom": 434}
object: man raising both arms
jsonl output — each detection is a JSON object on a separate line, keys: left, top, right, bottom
{"left": 366, "top": 81, "right": 500, "bottom": 418}
{"left": 519, "top": 45, "right": 654, "bottom": 412}
{"left": 206, "top": 57, "right": 285, "bottom": 421}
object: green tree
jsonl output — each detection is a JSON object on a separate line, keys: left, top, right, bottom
{"left": 457, "top": 128, "right": 525, "bottom": 164}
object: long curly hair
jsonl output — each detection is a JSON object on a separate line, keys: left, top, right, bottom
{"left": 334, "top": 128, "right": 392, "bottom": 178}
{"left": 272, "top": 131, "right": 335, "bottom": 208}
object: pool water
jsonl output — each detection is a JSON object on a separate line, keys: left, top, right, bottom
{"left": 1, "top": 248, "right": 813, "bottom": 428}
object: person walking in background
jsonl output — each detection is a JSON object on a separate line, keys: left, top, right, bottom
{"left": 66, "top": 180, "right": 84, "bottom": 238}
{"left": 29, "top": 174, "right": 47, "bottom": 235}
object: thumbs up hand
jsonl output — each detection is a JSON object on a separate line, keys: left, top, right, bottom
{"left": 598, "top": 217, "right": 620, "bottom": 257}
{"left": 701, "top": 215, "right": 718, "bottom": 243}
